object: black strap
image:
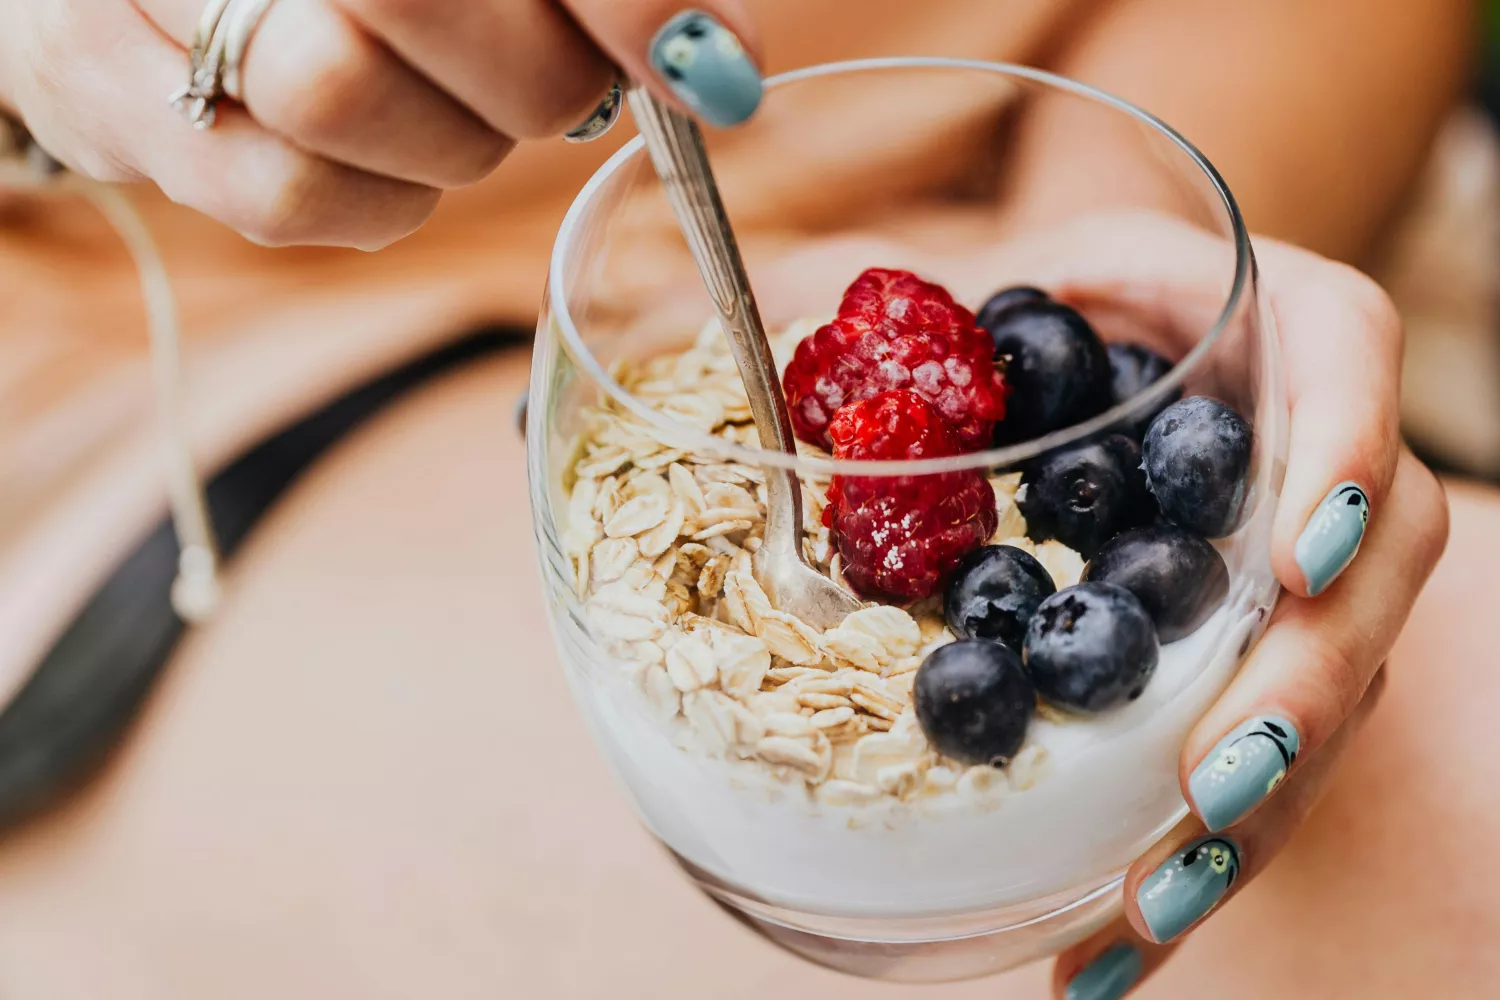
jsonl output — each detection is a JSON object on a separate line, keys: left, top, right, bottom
{"left": 0, "top": 328, "right": 523, "bottom": 830}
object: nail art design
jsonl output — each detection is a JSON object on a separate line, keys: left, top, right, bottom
{"left": 1136, "top": 836, "right": 1241, "bottom": 943}
{"left": 649, "top": 11, "right": 762, "bottom": 127}
{"left": 564, "top": 79, "right": 623, "bottom": 143}
{"left": 1294, "top": 481, "right": 1369, "bottom": 596}
{"left": 1066, "top": 942, "right": 1143, "bottom": 1000}
{"left": 1189, "top": 716, "right": 1299, "bottom": 832}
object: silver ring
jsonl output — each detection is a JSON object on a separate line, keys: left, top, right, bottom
{"left": 187, "top": 0, "right": 235, "bottom": 70}
{"left": 168, "top": 0, "right": 277, "bottom": 129}
{"left": 221, "top": 0, "right": 278, "bottom": 101}
{"left": 168, "top": 0, "right": 233, "bottom": 129}
{"left": 564, "top": 77, "right": 624, "bottom": 143}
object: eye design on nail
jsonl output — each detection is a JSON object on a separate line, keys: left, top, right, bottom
{"left": 1180, "top": 837, "right": 1241, "bottom": 887}
{"left": 1333, "top": 483, "right": 1370, "bottom": 525}
{"left": 1240, "top": 721, "right": 1297, "bottom": 768}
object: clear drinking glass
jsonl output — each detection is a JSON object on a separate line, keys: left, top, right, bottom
{"left": 527, "top": 58, "right": 1284, "bottom": 982}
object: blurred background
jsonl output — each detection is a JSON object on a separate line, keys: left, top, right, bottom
{"left": 0, "top": 1, "right": 1497, "bottom": 997}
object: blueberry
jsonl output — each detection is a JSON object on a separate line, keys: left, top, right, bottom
{"left": 1142, "top": 396, "right": 1253, "bottom": 538}
{"left": 1107, "top": 343, "right": 1182, "bottom": 438}
{"left": 1023, "top": 582, "right": 1159, "bottom": 713}
{"left": 1083, "top": 525, "right": 1229, "bottom": 643}
{"left": 945, "top": 544, "right": 1057, "bottom": 648}
{"left": 914, "top": 640, "right": 1035, "bottom": 766}
{"left": 983, "top": 301, "right": 1112, "bottom": 444}
{"left": 1017, "top": 434, "right": 1155, "bottom": 558}
{"left": 976, "top": 285, "right": 1050, "bottom": 329}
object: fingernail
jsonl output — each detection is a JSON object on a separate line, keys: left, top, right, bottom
{"left": 564, "top": 79, "right": 623, "bottom": 143}
{"left": 1294, "top": 481, "right": 1370, "bottom": 596}
{"left": 1066, "top": 942, "right": 1143, "bottom": 1000}
{"left": 1135, "top": 836, "right": 1241, "bottom": 943}
{"left": 649, "top": 10, "right": 762, "bottom": 127}
{"left": 1188, "top": 716, "right": 1299, "bottom": 832}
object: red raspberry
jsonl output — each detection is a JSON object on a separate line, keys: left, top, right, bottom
{"left": 825, "top": 390, "right": 999, "bottom": 602}
{"left": 783, "top": 268, "right": 1007, "bottom": 451}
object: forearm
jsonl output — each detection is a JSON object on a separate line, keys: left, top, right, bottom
{"left": 1004, "top": 0, "right": 1476, "bottom": 264}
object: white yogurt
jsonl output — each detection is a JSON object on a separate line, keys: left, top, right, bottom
{"left": 561, "top": 600, "right": 1262, "bottom": 920}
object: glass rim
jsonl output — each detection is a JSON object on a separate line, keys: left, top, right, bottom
{"left": 547, "top": 56, "right": 1253, "bottom": 477}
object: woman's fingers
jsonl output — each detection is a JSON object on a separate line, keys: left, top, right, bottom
{"left": 1055, "top": 674, "right": 1384, "bottom": 996}
{"left": 21, "top": 0, "right": 766, "bottom": 247}
{"left": 330, "top": 0, "right": 615, "bottom": 139}
{"left": 1053, "top": 678, "right": 1380, "bottom": 996}
{"left": 1128, "top": 668, "right": 1384, "bottom": 948}
{"left": 561, "top": 0, "right": 764, "bottom": 127}
{"left": 35, "top": 1, "right": 438, "bottom": 248}
{"left": 237, "top": 0, "right": 515, "bottom": 187}
{"left": 1258, "top": 246, "right": 1405, "bottom": 598}
{"left": 132, "top": 0, "right": 514, "bottom": 188}
{"left": 1179, "top": 449, "right": 1444, "bottom": 834}
{"left": 1165, "top": 241, "right": 1435, "bottom": 842}
{"left": 1052, "top": 923, "right": 1173, "bottom": 1000}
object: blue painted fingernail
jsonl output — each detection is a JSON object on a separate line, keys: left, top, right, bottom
{"left": 1135, "top": 836, "right": 1241, "bottom": 943}
{"left": 1189, "top": 716, "right": 1299, "bottom": 832}
{"left": 1294, "top": 481, "right": 1370, "bottom": 596}
{"left": 1066, "top": 942, "right": 1143, "bottom": 1000}
{"left": 564, "top": 79, "right": 623, "bottom": 143}
{"left": 649, "top": 11, "right": 762, "bottom": 127}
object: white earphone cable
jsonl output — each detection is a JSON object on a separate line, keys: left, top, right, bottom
{"left": 80, "top": 181, "right": 222, "bottom": 623}
{"left": 3, "top": 123, "right": 221, "bottom": 623}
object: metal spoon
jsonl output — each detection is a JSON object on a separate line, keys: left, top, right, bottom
{"left": 627, "top": 86, "right": 861, "bottom": 630}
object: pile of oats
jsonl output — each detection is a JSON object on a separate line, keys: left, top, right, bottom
{"left": 563, "top": 319, "right": 1086, "bottom": 807}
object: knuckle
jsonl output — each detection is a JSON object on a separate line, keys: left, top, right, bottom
{"left": 1333, "top": 263, "right": 1404, "bottom": 354}
{"left": 227, "top": 159, "right": 325, "bottom": 247}
{"left": 1401, "top": 456, "right": 1451, "bottom": 567}
{"left": 1346, "top": 419, "right": 1397, "bottom": 486}
{"left": 28, "top": 8, "right": 78, "bottom": 96}
{"left": 433, "top": 131, "right": 514, "bottom": 189}
{"left": 253, "top": 41, "right": 369, "bottom": 147}
{"left": 1300, "top": 628, "right": 1368, "bottom": 723}
{"left": 28, "top": 45, "right": 68, "bottom": 108}
{"left": 67, "top": 143, "right": 135, "bottom": 184}
{"left": 352, "top": 190, "right": 439, "bottom": 250}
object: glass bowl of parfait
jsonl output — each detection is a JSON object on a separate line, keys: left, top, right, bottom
{"left": 526, "top": 57, "right": 1284, "bottom": 982}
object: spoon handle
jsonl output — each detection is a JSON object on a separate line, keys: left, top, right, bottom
{"left": 626, "top": 87, "right": 806, "bottom": 558}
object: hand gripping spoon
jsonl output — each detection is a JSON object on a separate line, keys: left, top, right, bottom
{"left": 627, "top": 86, "right": 861, "bottom": 629}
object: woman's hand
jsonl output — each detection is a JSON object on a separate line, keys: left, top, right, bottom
{"left": 0, "top": 0, "right": 763, "bottom": 249}
{"left": 1038, "top": 222, "right": 1448, "bottom": 999}
{"left": 740, "top": 210, "right": 1447, "bottom": 998}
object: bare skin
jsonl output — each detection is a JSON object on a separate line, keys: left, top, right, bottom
{"left": 0, "top": 352, "right": 1490, "bottom": 997}
{"left": 1013, "top": 0, "right": 1475, "bottom": 265}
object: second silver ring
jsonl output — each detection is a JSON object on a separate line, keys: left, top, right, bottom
{"left": 220, "top": 0, "right": 279, "bottom": 102}
{"left": 170, "top": 0, "right": 279, "bottom": 129}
